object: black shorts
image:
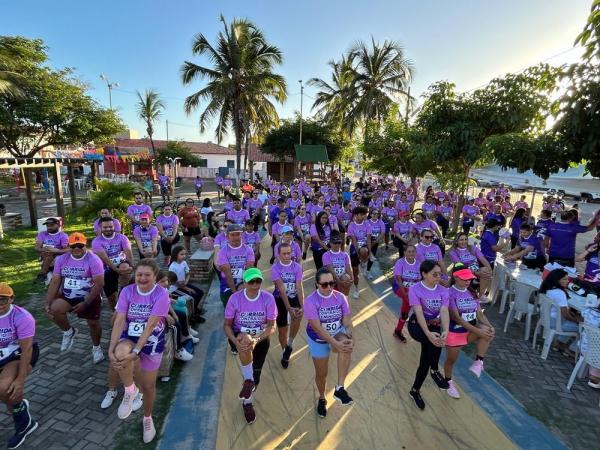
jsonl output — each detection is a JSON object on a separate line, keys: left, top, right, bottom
{"left": 104, "top": 268, "right": 120, "bottom": 297}
{"left": 275, "top": 296, "right": 301, "bottom": 327}
{"left": 65, "top": 296, "right": 102, "bottom": 320}
{"left": 0, "top": 343, "right": 40, "bottom": 370}
{"left": 182, "top": 226, "right": 202, "bottom": 237}
{"left": 160, "top": 233, "right": 181, "bottom": 255}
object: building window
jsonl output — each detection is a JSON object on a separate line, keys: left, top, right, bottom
{"left": 199, "top": 159, "right": 208, "bottom": 168}
{"left": 227, "top": 160, "right": 235, "bottom": 168}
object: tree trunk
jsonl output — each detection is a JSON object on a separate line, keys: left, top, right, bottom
{"left": 244, "top": 130, "right": 250, "bottom": 179}
{"left": 148, "top": 130, "right": 159, "bottom": 176}
{"left": 233, "top": 106, "right": 243, "bottom": 192}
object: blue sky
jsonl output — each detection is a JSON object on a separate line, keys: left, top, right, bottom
{"left": 0, "top": 0, "right": 591, "bottom": 145}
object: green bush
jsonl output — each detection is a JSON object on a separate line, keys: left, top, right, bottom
{"left": 79, "top": 179, "right": 138, "bottom": 236}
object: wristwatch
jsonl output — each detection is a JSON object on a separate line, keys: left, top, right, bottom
{"left": 132, "top": 348, "right": 141, "bottom": 356}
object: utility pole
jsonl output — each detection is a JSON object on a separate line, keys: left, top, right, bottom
{"left": 100, "top": 74, "right": 119, "bottom": 110}
{"left": 166, "top": 120, "right": 169, "bottom": 142}
{"left": 299, "top": 80, "right": 304, "bottom": 145}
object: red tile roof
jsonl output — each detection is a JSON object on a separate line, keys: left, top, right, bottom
{"left": 114, "top": 138, "right": 236, "bottom": 155}
{"left": 249, "top": 144, "right": 294, "bottom": 163}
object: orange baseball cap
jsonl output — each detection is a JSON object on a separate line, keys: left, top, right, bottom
{"left": 68, "top": 232, "right": 87, "bottom": 246}
{"left": 0, "top": 282, "right": 14, "bottom": 297}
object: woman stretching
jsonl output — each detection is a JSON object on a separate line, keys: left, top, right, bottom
{"left": 407, "top": 260, "right": 450, "bottom": 410}
{"left": 392, "top": 245, "right": 421, "bottom": 342}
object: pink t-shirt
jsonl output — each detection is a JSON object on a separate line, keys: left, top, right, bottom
{"left": 93, "top": 218, "right": 121, "bottom": 235}
{"left": 271, "top": 261, "right": 303, "bottom": 298}
{"left": 449, "top": 246, "right": 484, "bottom": 271}
{"left": 415, "top": 243, "right": 442, "bottom": 263}
{"left": 91, "top": 233, "right": 131, "bottom": 267}
{"left": 36, "top": 230, "right": 68, "bottom": 249}
{"left": 0, "top": 305, "right": 35, "bottom": 355}
{"left": 224, "top": 289, "right": 277, "bottom": 334}
{"left": 115, "top": 284, "right": 170, "bottom": 355}
{"left": 156, "top": 214, "right": 179, "bottom": 237}
{"left": 408, "top": 282, "right": 449, "bottom": 320}
{"left": 393, "top": 258, "right": 421, "bottom": 287}
{"left": 53, "top": 251, "right": 104, "bottom": 300}
{"left": 322, "top": 250, "right": 351, "bottom": 277}
{"left": 216, "top": 244, "right": 255, "bottom": 290}
{"left": 304, "top": 290, "right": 350, "bottom": 343}
{"left": 448, "top": 286, "right": 479, "bottom": 333}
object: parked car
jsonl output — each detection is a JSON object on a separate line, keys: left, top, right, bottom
{"left": 580, "top": 191, "right": 600, "bottom": 203}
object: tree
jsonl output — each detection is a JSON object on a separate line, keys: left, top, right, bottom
{"left": 260, "top": 116, "right": 349, "bottom": 163}
{"left": 0, "top": 36, "right": 124, "bottom": 158}
{"left": 181, "top": 15, "right": 287, "bottom": 184}
{"left": 575, "top": 0, "right": 600, "bottom": 60}
{"left": 155, "top": 141, "right": 201, "bottom": 167}
{"left": 136, "top": 89, "right": 164, "bottom": 168}
{"left": 0, "top": 36, "right": 45, "bottom": 97}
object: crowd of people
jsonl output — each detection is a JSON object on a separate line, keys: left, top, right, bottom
{"left": 1, "top": 172, "right": 599, "bottom": 448}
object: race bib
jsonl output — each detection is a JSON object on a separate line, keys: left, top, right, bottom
{"left": 357, "top": 239, "right": 366, "bottom": 247}
{"left": 134, "top": 214, "right": 140, "bottom": 222}
{"left": 240, "top": 326, "right": 261, "bottom": 336}
{"left": 142, "top": 241, "right": 152, "bottom": 248}
{"left": 42, "top": 243, "right": 54, "bottom": 249}
{"left": 165, "top": 228, "right": 173, "bottom": 237}
{"left": 285, "top": 282, "right": 297, "bottom": 295}
{"left": 342, "top": 219, "right": 350, "bottom": 226}
{"left": 468, "top": 264, "right": 479, "bottom": 272}
{"left": 301, "top": 223, "right": 309, "bottom": 232}
{"left": 128, "top": 321, "right": 146, "bottom": 337}
{"left": 461, "top": 311, "right": 477, "bottom": 322}
{"left": 64, "top": 277, "right": 82, "bottom": 289}
{"left": 0, "top": 343, "right": 20, "bottom": 361}
{"left": 110, "top": 255, "right": 123, "bottom": 265}
{"left": 231, "top": 267, "right": 243, "bottom": 281}
{"left": 334, "top": 266, "right": 345, "bottom": 276}
{"left": 403, "top": 280, "right": 415, "bottom": 287}
{"left": 323, "top": 320, "right": 342, "bottom": 336}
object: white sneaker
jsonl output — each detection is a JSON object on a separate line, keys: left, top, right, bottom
{"left": 60, "top": 328, "right": 78, "bottom": 352}
{"left": 118, "top": 386, "right": 139, "bottom": 419}
{"left": 189, "top": 328, "right": 199, "bottom": 337}
{"left": 175, "top": 348, "right": 194, "bottom": 361}
{"left": 92, "top": 347, "right": 104, "bottom": 364}
{"left": 143, "top": 416, "right": 156, "bottom": 444}
{"left": 446, "top": 380, "right": 461, "bottom": 399}
{"left": 185, "top": 335, "right": 200, "bottom": 344}
{"left": 352, "top": 286, "right": 359, "bottom": 299}
{"left": 132, "top": 392, "right": 143, "bottom": 411}
{"left": 100, "top": 390, "right": 118, "bottom": 409}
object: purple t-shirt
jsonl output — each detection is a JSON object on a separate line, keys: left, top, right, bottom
{"left": 126, "top": 203, "right": 153, "bottom": 224}
{"left": 93, "top": 218, "right": 121, "bottom": 235}
{"left": 91, "top": 233, "right": 131, "bottom": 267}
{"left": 337, "top": 209, "right": 353, "bottom": 228}
{"left": 393, "top": 221, "right": 412, "bottom": 237}
{"left": 214, "top": 232, "right": 228, "bottom": 248}
{"left": 546, "top": 221, "right": 588, "bottom": 259}
{"left": 462, "top": 205, "right": 479, "bottom": 218}
{"left": 216, "top": 244, "right": 255, "bottom": 291}
{"left": 0, "top": 305, "right": 35, "bottom": 356}
{"left": 133, "top": 225, "right": 159, "bottom": 250}
{"left": 224, "top": 289, "right": 277, "bottom": 334}
{"left": 517, "top": 232, "right": 544, "bottom": 261}
{"left": 408, "top": 282, "right": 449, "bottom": 320}
{"left": 322, "top": 250, "right": 351, "bottom": 277}
{"left": 116, "top": 284, "right": 170, "bottom": 355}
{"left": 347, "top": 220, "right": 369, "bottom": 251}
{"left": 287, "top": 198, "right": 303, "bottom": 210}
{"left": 294, "top": 214, "right": 311, "bottom": 234}
{"left": 242, "top": 231, "right": 261, "bottom": 247}
{"left": 449, "top": 246, "right": 484, "bottom": 271}
{"left": 396, "top": 201, "right": 411, "bottom": 213}
{"left": 393, "top": 258, "right": 421, "bottom": 288}
{"left": 194, "top": 178, "right": 203, "bottom": 188}
{"left": 272, "top": 221, "right": 291, "bottom": 238}
{"left": 274, "top": 241, "right": 302, "bottom": 262}
{"left": 156, "top": 214, "right": 179, "bottom": 237}
{"left": 438, "top": 205, "right": 453, "bottom": 219}
{"left": 411, "top": 220, "right": 439, "bottom": 236}
{"left": 449, "top": 286, "right": 479, "bottom": 333}
{"left": 246, "top": 198, "right": 263, "bottom": 213}
{"left": 227, "top": 208, "right": 250, "bottom": 226}
{"left": 367, "top": 219, "right": 386, "bottom": 240}
{"left": 310, "top": 223, "right": 331, "bottom": 250}
{"left": 158, "top": 175, "right": 170, "bottom": 187}
{"left": 480, "top": 230, "right": 499, "bottom": 264}
{"left": 382, "top": 207, "right": 397, "bottom": 224}
{"left": 36, "top": 230, "right": 68, "bottom": 249}
{"left": 584, "top": 244, "right": 600, "bottom": 284}
{"left": 304, "top": 290, "right": 350, "bottom": 343}
{"left": 271, "top": 261, "right": 303, "bottom": 298}
{"left": 415, "top": 243, "right": 442, "bottom": 264}
{"left": 53, "top": 252, "right": 104, "bottom": 300}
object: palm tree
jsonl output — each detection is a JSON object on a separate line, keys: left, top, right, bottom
{"left": 181, "top": 15, "right": 287, "bottom": 184}
{"left": 135, "top": 89, "right": 165, "bottom": 169}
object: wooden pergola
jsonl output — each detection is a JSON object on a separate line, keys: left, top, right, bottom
{"left": 0, "top": 156, "right": 85, "bottom": 227}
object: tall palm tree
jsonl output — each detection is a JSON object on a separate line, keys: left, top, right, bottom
{"left": 135, "top": 89, "right": 165, "bottom": 169}
{"left": 181, "top": 15, "right": 287, "bottom": 183}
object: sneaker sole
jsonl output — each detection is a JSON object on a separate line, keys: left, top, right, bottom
{"left": 332, "top": 395, "right": 354, "bottom": 406}
{"left": 469, "top": 369, "right": 482, "bottom": 378}
{"left": 8, "top": 421, "right": 38, "bottom": 449}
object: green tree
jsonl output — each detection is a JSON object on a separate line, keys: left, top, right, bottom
{"left": 575, "top": 0, "right": 600, "bottom": 60}
{"left": 135, "top": 89, "right": 164, "bottom": 168}
{"left": 260, "top": 116, "right": 348, "bottom": 163}
{"left": 0, "top": 36, "right": 46, "bottom": 97}
{"left": 155, "top": 140, "right": 201, "bottom": 167}
{"left": 0, "top": 36, "right": 124, "bottom": 158}
{"left": 181, "top": 15, "right": 287, "bottom": 184}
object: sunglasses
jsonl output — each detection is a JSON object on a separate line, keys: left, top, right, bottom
{"left": 318, "top": 281, "right": 336, "bottom": 288}
{"left": 247, "top": 279, "right": 262, "bottom": 285}
{"left": 70, "top": 243, "right": 85, "bottom": 249}
{"left": 0, "top": 297, "right": 11, "bottom": 305}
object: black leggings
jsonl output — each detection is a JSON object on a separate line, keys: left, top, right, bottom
{"left": 436, "top": 216, "right": 449, "bottom": 237}
{"left": 367, "top": 243, "right": 380, "bottom": 270}
{"left": 408, "top": 319, "right": 442, "bottom": 391}
{"left": 234, "top": 332, "right": 271, "bottom": 386}
{"left": 312, "top": 247, "right": 327, "bottom": 270}
{"left": 160, "top": 234, "right": 181, "bottom": 256}
{"left": 171, "top": 310, "right": 191, "bottom": 350}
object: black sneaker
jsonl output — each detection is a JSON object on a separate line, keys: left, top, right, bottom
{"left": 430, "top": 370, "right": 449, "bottom": 390}
{"left": 333, "top": 387, "right": 354, "bottom": 405}
{"left": 269, "top": 256, "right": 275, "bottom": 264}
{"left": 409, "top": 389, "right": 425, "bottom": 410}
{"left": 302, "top": 252, "right": 307, "bottom": 260}
{"left": 281, "top": 346, "right": 293, "bottom": 369}
{"left": 242, "top": 402, "right": 256, "bottom": 424}
{"left": 316, "top": 398, "right": 327, "bottom": 418}
{"left": 8, "top": 400, "right": 38, "bottom": 449}
{"left": 393, "top": 330, "right": 407, "bottom": 343}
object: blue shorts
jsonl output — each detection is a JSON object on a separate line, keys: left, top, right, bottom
{"left": 306, "top": 326, "right": 347, "bottom": 359}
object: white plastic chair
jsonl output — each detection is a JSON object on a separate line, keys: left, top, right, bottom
{"left": 566, "top": 324, "right": 600, "bottom": 406}
{"left": 532, "top": 294, "right": 579, "bottom": 359}
{"left": 491, "top": 264, "right": 511, "bottom": 313}
{"left": 503, "top": 280, "right": 538, "bottom": 340}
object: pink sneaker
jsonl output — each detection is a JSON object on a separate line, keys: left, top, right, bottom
{"left": 446, "top": 380, "right": 460, "bottom": 399}
{"left": 469, "top": 360, "right": 484, "bottom": 378}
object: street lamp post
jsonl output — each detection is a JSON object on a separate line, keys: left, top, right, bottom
{"left": 299, "top": 80, "right": 304, "bottom": 145}
{"left": 100, "top": 74, "right": 119, "bottom": 110}
{"left": 167, "top": 157, "right": 182, "bottom": 195}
